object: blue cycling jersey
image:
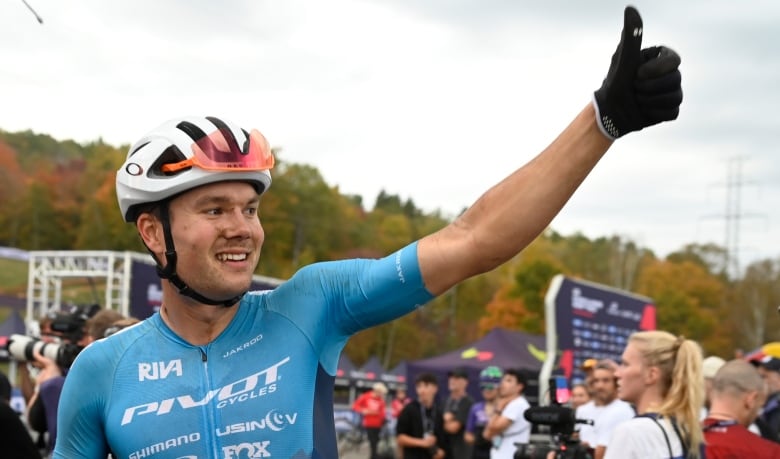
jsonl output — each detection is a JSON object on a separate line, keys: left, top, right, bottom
{"left": 53, "top": 242, "right": 433, "bottom": 459}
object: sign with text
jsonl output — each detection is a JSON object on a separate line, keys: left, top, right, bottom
{"left": 542, "top": 275, "right": 655, "bottom": 385}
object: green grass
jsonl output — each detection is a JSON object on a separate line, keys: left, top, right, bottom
{"left": 0, "top": 258, "right": 27, "bottom": 295}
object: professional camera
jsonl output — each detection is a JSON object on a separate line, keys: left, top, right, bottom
{"left": 4, "top": 334, "right": 83, "bottom": 369}
{"left": 514, "top": 377, "right": 593, "bottom": 459}
{"left": 2, "top": 303, "right": 100, "bottom": 369}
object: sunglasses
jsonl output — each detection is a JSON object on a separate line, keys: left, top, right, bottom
{"left": 162, "top": 128, "right": 275, "bottom": 173}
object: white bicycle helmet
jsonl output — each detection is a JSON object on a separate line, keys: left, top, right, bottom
{"left": 116, "top": 116, "right": 274, "bottom": 222}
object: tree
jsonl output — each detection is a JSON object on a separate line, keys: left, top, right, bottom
{"left": 635, "top": 259, "right": 731, "bottom": 355}
{"left": 730, "top": 258, "right": 780, "bottom": 350}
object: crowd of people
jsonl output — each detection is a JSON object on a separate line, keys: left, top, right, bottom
{"left": 340, "top": 334, "right": 780, "bottom": 459}
{"left": 1, "top": 307, "right": 139, "bottom": 459}
{"left": 1, "top": 4, "right": 774, "bottom": 459}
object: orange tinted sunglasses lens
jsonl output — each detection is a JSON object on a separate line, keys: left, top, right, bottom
{"left": 162, "top": 128, "right": 274, "bottom": 173}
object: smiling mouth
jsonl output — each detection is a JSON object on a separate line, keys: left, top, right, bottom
{"left": 217, "top": 253, "right": 248, "bottom": 262}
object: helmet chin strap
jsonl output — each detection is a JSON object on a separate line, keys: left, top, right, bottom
{"left": 150, "top": 201, "right": 244, "bottom": 308}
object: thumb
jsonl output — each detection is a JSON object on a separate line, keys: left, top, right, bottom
{"left": 616, "top": 6, "right": 643, "bottom": 71}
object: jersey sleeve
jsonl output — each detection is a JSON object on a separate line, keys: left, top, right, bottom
{"left": 265, "top": 241, "right": 434, "bottom": 373}
{"left": 52, "top": 344, "right": 112, "bottom": 459}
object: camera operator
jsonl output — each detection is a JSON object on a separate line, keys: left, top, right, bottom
{"left": 483, "top": 368, "right": 531, "bottom": 459}
{"left": 23, "top": 306, "right": 115, "bottom": 454}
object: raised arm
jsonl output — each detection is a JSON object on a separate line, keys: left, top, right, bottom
{"left": 418, "top": 6, "right": 682, "bottom": 295}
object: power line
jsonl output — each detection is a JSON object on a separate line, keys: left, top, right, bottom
{"left": 21, "top": 0, "right": 44, "bottom": 24}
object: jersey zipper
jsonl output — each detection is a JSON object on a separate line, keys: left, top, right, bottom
{"left": 199, "top": 345, "right": 221, "bottom": 458}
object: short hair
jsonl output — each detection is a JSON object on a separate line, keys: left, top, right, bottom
{"left": 503, "top": 368, "right": 527, "bottom": 387}
{"left": 595, "top": 359, "right": 618, "bottom": 372}
{"left": 712, "top": 359, "right": 765, "bottom": 396}
{"left": 85, "top": 309, "right": 126, "bottom": 340}
{"left": 415, "top": 372, "right": 439, "bottom": 386}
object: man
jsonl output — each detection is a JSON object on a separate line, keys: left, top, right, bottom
{"left": 53, "top": 6, "right": 683, "bottom": 458}
{"left": 352, "top": 382, "right": 389, "bottom": 459}
{"left": 465, "top": 366, "right": 503, "bottom": 459}
{"left": 749, "top": 344, "right": 780, "bottom": 442}
{"left": 26, "top": 305, "right": 103, "bottom": 454}
{"left": 443, "top": 367, "right": 475, "bottom": 459}
{"left": 574, "top": 358, "right": 600, "bottom": 447}
{"left": 396, "top": 373, "right": 446, "bottom": 459}
{"left": 483, "top": 368, "right": 531, "bottom": 459}
{"left": 589, "top": 360, "right": 634, "bottom": 459}
{"left": 704, "top": 359, "right": 780, "bottom": 458}
{"left": 701, "top": 355, "right": 726, "bottom": 417}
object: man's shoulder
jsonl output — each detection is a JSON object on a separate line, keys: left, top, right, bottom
{"left": 605, "top": 398, "right": 634, "bottom": 415}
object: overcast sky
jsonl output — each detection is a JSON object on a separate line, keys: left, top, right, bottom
{"left": 2, "top": 0, "right": 778, "bottom": 270}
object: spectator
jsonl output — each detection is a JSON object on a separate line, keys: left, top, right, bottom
{"left": 83, "top": 309, "right": 126, "bottom": 344}
{"left": 392, "top": 387, "right": 412, "bottom": 421}
{"left": 444, "top": 367, "right": 475, "bottom": 459}
{"left": 26, "top": 307, "right": 119, "bottom": 454}
{"left": 353, "top": 382, "right": 389, "bottom": 459}
{"left": 103, "top": 316, "right": 141, "bottom": 338}
{"left": 465, "top": 366, "right": 503, "bottom": 459}
{"left": 748, "top": 343, "right": 780, "bottom": 443}
{"left": 703, "top": 359, "right": 780, "bottom": 458}
{"left": 483, "top": 368, "right": 530, "bottom": 459}
{"left": 396, "top": 372, "right": 446, "bottom": 459}
{"left": 586, "top": 359, "right": 634, "bottom": 459}
{"left": 0, "top": 370, "right": 42, "bottom": 459}
{"left": 701, "top": 355, "right": 726, "bottom": 418}
{"left": 570, "top": 383, "right": 591, "bottom": 411}
{"left": 606, "top": 331, "right": 704, "bottom": 459}
{"left": 580, "top": 358, "right": 598, "bottom": 396}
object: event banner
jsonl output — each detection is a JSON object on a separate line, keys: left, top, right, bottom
{"left": 545, "top": 275, "right": 656, "bottom": 383}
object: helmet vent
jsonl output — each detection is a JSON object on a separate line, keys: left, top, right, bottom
{"left": 149, "top": 146, "right": 189, "bottom": 177}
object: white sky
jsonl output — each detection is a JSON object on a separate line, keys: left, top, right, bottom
{"left": 2, "top": 0, "right": 778, "bottom": 268}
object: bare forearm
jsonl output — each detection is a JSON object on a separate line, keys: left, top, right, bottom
{"left": 420, "top": 104, "right": 612, "bottom": 294}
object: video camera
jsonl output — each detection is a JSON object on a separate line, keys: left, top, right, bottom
{"left": 2, "top": 303, "right": 100, "bottom": 369}
{"left": 514, "top": 376, "right": 593, "bottom": 459}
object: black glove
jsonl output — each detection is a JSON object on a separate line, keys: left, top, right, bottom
{"left": 593, "top": 6, "right": 683, "bottom": 139}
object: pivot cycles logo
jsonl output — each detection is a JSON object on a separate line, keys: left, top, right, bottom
{"left": 122, "top": 357, "right": 290, "bottom": 425}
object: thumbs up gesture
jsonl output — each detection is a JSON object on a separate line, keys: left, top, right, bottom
{"left": 593, "top": 6, "right": 683, "bottom": 139}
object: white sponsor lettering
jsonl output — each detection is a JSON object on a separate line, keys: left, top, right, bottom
{"left": 216, "top": 410, "right": 298, "bottom": 437}
{"left": 395, "top": 251, "right": 405, "bottom": 283}
{"left": 223, "top": 334, "right": 264, "bottom": 358}
{"left": 606, "top": 301, "right": 641, "bottom": 322}
{"left": 223, "top": 442, "right": 271, "bottom": 458}
{"left": 128, "top": 432, "right": 200, "bottom": 459}
{"left": 122, "top": 357, "right": 290, "bottom": 425}
{"left": 571, "top": 288, "right": 604, "bottom": 314}
{"left": 139, "top": 359, "right": 184, "bottom": 381}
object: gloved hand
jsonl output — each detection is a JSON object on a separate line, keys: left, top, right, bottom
{"left": 593, "top": 6, "right": 683, "bottom": 139}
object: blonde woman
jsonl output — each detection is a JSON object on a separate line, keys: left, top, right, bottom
{"left": 606, "top": 331, "right": 704, "bottom": 459}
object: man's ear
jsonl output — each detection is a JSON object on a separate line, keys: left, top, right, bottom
{"left": 136, "top": 213, "right": 164, "bottom": 254}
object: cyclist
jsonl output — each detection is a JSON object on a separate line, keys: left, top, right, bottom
{"left": 54, "top": 6, "right": 682, "bottom": 458}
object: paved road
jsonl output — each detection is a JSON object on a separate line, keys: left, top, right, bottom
{"left": 339, "top": 437, "right": 398, "bottom": 459}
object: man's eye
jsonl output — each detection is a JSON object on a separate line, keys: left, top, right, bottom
{"left": 207, "top": 208, "right": 222, "bottom": 215}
